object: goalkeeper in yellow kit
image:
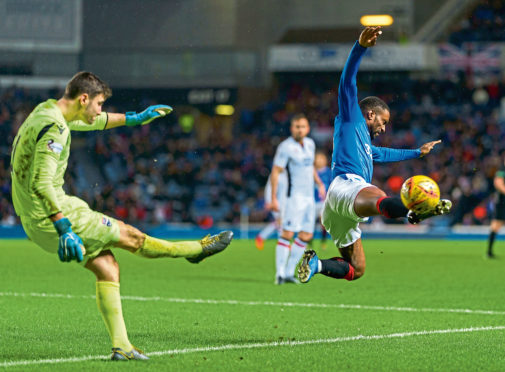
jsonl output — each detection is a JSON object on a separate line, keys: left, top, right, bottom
{"left": 10, "top": 71, "right": 233, "bottom": 361}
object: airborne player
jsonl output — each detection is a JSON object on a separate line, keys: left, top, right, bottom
{"left": 297, "top": 27, "right": 451, "bottom": 284}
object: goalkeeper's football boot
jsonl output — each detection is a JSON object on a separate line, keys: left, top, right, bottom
{"left": 111, "top": 346, "right": 149, "bottom": 361}
{"left": 298, "top": 250, "right": 319, "bottom": 283}
{"left": 186, "top": 231, "right": 234, "bottom": 264}
{"left": 407, "top": 199, "right": 452, "bottom": 225}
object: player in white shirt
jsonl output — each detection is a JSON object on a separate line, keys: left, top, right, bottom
{"left": 269, "top": 114, "right": 326, "bottom": 284}
{"left": 255, "top": 172, "right": 288, "bottom": 250}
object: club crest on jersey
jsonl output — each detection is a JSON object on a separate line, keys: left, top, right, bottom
{"left": 102, "top": 217, "right": 112, "bottom": 227}
{"left": 47, "top": 139, "right": 63, "bottom": 154}
{"left": 364, "top": 144, "right": 372, "bottom": 159}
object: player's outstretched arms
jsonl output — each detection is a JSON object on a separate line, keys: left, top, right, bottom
{"left": 358, "top": 26, "right": 382, "bottom": 48}
{"left": 419, "top": 139, "right": 442, "bottom": 157}
{"left": 125, "top": 104, "right": 173, "bottom": 126}
{"left": 53, "top": 216, "right": 85, "bottom": 263}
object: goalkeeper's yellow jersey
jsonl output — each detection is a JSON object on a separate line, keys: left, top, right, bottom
{"left": 11, "top": 99, "right": 108, "bottom": 219}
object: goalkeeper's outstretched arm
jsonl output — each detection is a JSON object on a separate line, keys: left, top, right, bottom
{"left": 69, "top": 105, "right": 173, "bottom": 131}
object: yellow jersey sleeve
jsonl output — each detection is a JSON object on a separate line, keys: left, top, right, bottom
{"left": 68, "top": 112, "right": 108, "bottom": 131}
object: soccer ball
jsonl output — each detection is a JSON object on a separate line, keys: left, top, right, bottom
{"left": 400, "top": 175, "right": 440, "bottom": 213}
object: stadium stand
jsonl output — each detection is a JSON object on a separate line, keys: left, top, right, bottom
{"left": 2, "top": 69, "right": 505, "bottom": 228}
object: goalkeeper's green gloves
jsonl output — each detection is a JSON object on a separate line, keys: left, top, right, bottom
{"left": 53, "top": 217, "right": 85, "bottom": 263}
{"left": 125, "top": 105, "right": 173, "bottom": 126}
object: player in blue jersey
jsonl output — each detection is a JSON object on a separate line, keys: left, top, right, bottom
{"left": 314, "top": 152, "right": 332, "bottom": 250}
{"left": 298, "top": 26, "right": 452, "bottom": 284}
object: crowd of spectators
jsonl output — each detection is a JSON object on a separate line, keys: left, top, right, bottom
{"left": 1, "top": 70, "right": 505, "bottom": 228}
{"left": 263, "top": 73, "right": 505, "bottom": 226}
{"left": 450, "top": 0, "right": 505, "bottom": 45}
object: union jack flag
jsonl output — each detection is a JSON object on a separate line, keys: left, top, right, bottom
{"left": 438, "top": 43, "right": 501, "bottom": 73}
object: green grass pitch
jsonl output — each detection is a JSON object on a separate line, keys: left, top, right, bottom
{"left": 1, "top": 237, "right": 505, "bottom": 371}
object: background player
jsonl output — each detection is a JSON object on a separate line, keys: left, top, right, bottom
{"left": 255, "top": 171, "right": 288, "bottom": 250}
{"left": 298, "top": 27, "right": 451, "bottom": 284}
{"left": 10, "top": 71, "right": 233, "bottom": 360}
{"left": 486, "top": 158, "right": 505, "bottom": 258}
{"left": 270, "top": 113, "right": 326, "bottom": 284}
{"left": 314, "top": 152, "right": 332, "bottom": 250}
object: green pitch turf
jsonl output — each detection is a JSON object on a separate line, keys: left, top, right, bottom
{"left": 1, "top": 237, "right": 505, "bottom": 371}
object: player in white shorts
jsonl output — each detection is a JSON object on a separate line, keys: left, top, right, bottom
{"left": 255, "top": 172, "right": 288, "bottom": 250}
{"left": 269, "top": 113, "right": 326, "bottom": 284}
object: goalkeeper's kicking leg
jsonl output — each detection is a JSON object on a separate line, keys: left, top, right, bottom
{"left": 115, "top": 221, "right": 233, "bottom": 263}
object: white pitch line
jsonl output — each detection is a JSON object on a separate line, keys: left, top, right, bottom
{"left": 1, "top": 326, "right": 505, "bottom": 368}
{"left": 1, "top": 291, "right": 505, "bottom": 316}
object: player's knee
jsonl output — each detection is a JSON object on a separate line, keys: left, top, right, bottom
{"left": 298, "top": 232, "right": 313, "bottom": 241}
{"left": 119, "top": 222, "right": 145, "bottom": 250}
{"left": 352, "top": 266, "right": 365, "bottom": 280}
{"left": 85, "top": 251, "right": 120, "bottom": 282}
{"left": 128, "top": 226, "right": 145, "bottom": 249}
{"left": 281, "top": 231, "right": 294, "bottom": 240}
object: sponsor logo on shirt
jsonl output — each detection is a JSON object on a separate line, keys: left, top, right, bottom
{"left": 47, "top": 139, "right": 63, "bottom": 154}
{"left": 364, "top": 144, "right": 372, "bottom": 159}
{"left": 102, "top": 217, "right": 112, "bottom": 227}
{"left": 303, "top": 158, "right": 313, "bottom": 166}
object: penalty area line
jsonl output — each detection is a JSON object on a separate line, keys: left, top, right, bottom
{"left": 2, "top": 291, "right": 505, "bottom": 316}
{"left": 1, "top": 326, "right": 505, "bottom": 367}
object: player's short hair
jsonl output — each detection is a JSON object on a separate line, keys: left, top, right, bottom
{"left": 63, "top": 71, "right": 112, "bottom": 100}
{"left": 291, "top": 113, "right": 308, "bottom": 124}
{"left": 359, "top": 96, "right": 390, "bottom": 115}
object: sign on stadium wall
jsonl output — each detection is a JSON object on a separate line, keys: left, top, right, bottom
{"left": 268, "top": 43, "right": 429, "bottom": 71}
{"left": 0, "top": 0, "right": 82, "bottom": 52}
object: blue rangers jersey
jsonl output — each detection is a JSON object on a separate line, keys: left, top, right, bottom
{"left": 331, "top": 41, "right": 421, "bottom": 183}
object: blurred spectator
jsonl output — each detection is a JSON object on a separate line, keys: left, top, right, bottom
{"left": 450, "top": 0, "right": 505, "bottom": 44}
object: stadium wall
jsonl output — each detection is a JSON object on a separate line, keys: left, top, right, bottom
{"left": 81, "top": 0, "right": 417, "bottom": 87}
{"left": 0, "top": 224, "right": 499, "bottom": 241}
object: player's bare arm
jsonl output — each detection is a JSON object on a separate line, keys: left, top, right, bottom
{"left": 58, "top": 92, "right": 172, "bottom": 130}
{"left": 358, "top": 26, "right": 382, "bottom": 48}
{"left": 49, "top": 212, "right": 65, "bottom": 222}
{"left": 494, "top": 177, "right": 505, "bottom": 195}
{"left": 314, "top": 168, "right": 326, "bottom": 199}
{"left": 270, "top": 165, "right": 284, "bottom": 212}
{"left": 419, "top": 140, "right": 442, "bottom": 157}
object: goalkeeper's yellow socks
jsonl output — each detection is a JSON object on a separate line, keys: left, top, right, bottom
{"left": 134, "top": 234, "right": 202, "bottom": 258}
{"left": 96, "top": 281, "right": 132, "bottom": 351}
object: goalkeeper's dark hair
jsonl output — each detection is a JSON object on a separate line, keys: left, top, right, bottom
{"left": 64, "top": 71, "right": 112, "bottom": 100}
{"left": 359, "top": 96, "right": 389, "bottom": 115}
